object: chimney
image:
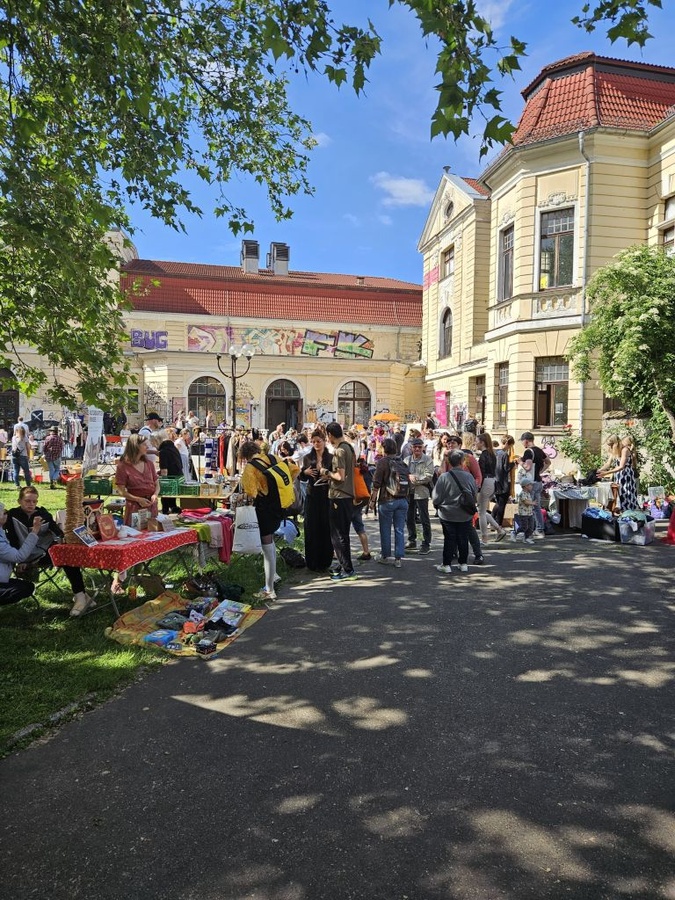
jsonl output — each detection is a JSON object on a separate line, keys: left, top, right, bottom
{"left": 241, "top": 239, "right": 259, "bottom": 274}
{"left": 267, "top": 242, "right": 290, "bottom": 276}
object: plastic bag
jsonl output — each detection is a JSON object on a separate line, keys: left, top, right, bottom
{"left": 232, "top": 505, "right": 262, "bottom": 554}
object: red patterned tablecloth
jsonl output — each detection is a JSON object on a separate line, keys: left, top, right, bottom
{"left": 49, "top": 529, "right": 199, "bottom": 572}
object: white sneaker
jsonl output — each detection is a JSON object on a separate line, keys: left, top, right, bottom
{"left": 253, "top": 588, "right": 277, "bottom": 602}
{"left": 533, "top": 531, "right": 545, "bottom": 540}
{"left": 525, "top": 538, "right": 535, "bottom": 545}
{"left": 459, "top": 564, "right": 469, "bottom": 573}
{"left": 435, "top": 564, "right": 451, "bottom": 574}
{"left": 377, "top": 557, "right": 391, "bottom": 566}
{"left": 516, "top": 533, "right": 525, "bottom": 542}
{"left": 394, "top": 559, "right": 402, "bottom": 568}
{"left": 508, "top": 533, "right": 517, "bottom": 543}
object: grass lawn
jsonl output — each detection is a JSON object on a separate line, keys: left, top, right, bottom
{"left": 0, "top": 482, "right": 298, "bottom": 756}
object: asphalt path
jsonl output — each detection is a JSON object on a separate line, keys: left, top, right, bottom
{"left": 1, "top": 518, "right": 674, "bottom": 900}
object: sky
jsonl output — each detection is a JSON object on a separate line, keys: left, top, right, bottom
{"left": 126, "top": 0, "right": 675, "bottom": 285}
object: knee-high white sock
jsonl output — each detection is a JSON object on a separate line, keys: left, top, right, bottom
{"left": 261, "top": 542, "right": 277, "bottom": 591}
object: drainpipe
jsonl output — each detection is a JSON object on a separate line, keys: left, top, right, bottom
{"left": 578, "top": 131, "right": 591, "bottom": 439}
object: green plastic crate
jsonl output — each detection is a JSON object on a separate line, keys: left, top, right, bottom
{"left": 158, "top": 475, "right": 185, "bottom": 494}
{"left": 83, "top": 476, "right": 113, "bottom": 495}
{"left": 179, "top": 483, "right": 202, "bottom": 495}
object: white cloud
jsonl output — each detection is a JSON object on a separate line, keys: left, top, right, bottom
{"left": 343, "top": 213, "right": 361, "bottom": 227}
{"left": 476, "top": 0, "right": 516, "bottom": 31}
{"left": 312, "top": 131, "right": 332, "bottom": 148}
{"left": 377, "top": 214, "right": 393, "bottom": 226}
{"left": 370, "top": 172, "right": 434, "bottom": 208}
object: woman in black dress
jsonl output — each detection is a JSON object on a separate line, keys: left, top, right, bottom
{"left": 299, "top": 430, "right": 334, "bottom": 572}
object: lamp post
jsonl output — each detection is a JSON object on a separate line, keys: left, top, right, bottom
{"left": 216, "top": 344, "right": 256, "bottom": 427}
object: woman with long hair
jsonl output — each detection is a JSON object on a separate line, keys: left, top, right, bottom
{"left": 299, "top": 430, "right": 334, "bottom": 572}
{"left": 475, "top": 432, "right": 507, "bottom": 542}
{"left": 493, "top": 435, "right": 516, "bottom": 526}
{"left": 602, "top": 436, "right": 639, "bottom": 512}
{"left": 596, "top": 435, "right": 622, "bottom": 511}
{"left": 115, "top": 434, "right": 159, "bottom": 525}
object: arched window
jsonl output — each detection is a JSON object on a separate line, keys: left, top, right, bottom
{"left": 265, "top": 379, "right": 302, "bottom": 430}
{"left": 337, "top": 381, "right": 371, "bottom": 427}
{"left": 187, "top": 376, "right": 226, "bottom": 424}
{"left": 439, "top": 310, "right": 453, "bottom": 358}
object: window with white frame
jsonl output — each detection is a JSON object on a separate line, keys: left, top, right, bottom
{"left": 663, "top": 196, "right": 675, "bottom": 256}
{"left": 439, "top": 309, "right": 453, "bottom": 358}
{"left": 442, "top": 246, "right": 455, "bottom": 281}
{"left": 539, "top": 208, "right": 574, "bottom": 290}
{"left": 499, "top": 226, "right": 514, "bottom": 301}
{"left": 534, "top": 357, "right": 569, "bottom": 427}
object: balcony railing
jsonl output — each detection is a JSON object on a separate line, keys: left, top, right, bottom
{"left": 489, "top": 287, "right": 582, "bottom": 332}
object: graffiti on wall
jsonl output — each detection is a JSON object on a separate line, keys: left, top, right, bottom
{"left": 187, "top": 325, "right": 374, "bottom": 359}
{"left": 131, "top": 330, "right": 168, "bottom": 350}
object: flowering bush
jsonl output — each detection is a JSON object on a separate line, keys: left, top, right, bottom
{"left": 557, "top": 425, "right": 602, "bottom": 474}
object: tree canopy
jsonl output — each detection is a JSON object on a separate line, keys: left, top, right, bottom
{"left": 0, "top": 0, "right": 665, "bottom": 407}
{"left": 569, "top": 244, "right": 675, "bottom": 439}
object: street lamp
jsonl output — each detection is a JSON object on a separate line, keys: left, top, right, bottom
{"left": 216, "top": 344, "right": 256, "bottom": 427}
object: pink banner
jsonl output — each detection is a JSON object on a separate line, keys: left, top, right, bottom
{"left": 435, "top": 391, "right": 447, "bottom": 427}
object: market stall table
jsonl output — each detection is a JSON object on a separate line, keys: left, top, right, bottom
{"left": 50, "top": 529, "right": 199, "bottom": 617}
{"left": 548, "top": 483, "right": 613, "bottom": 528}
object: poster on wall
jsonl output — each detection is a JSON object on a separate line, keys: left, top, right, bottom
{"left": 435, "top": 391, "right": 447, "bottom": 427}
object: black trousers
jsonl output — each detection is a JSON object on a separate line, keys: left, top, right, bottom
{"left": 0, "top": 578, "right": 35, "bottom": 605}
{"left": 406, "top": 497, "right": 432, "bottom": 546}
{"left": 441, "top": 519, "right": 471, "bottom": 565}
{"left": 329, "top": 497, "right": 354, "bottom": 575}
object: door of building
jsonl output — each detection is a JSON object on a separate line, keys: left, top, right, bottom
{"left": 265, "top": 380, "right": 302, "bottom": 431}
{"left": 0, "top": 368, "right": 19, "bottom": 433}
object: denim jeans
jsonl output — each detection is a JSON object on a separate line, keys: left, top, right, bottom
{"left": 47, "top": 458, "right": 61, "bottom": 484}
{"left": 531, "top": 481, "right": 544, "bottom": 532}
{"left": 378, "top": 497, "right": 408, "bottom": 559}
{"left": 13, "top": 454, "right": 31, "bottom": 488}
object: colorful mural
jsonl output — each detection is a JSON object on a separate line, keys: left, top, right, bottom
{"left": 187, "top": 325, "right": 374, "bottom": 359}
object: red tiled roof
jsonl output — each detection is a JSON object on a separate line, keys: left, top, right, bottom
{"left": 512, "top": 53, "right": 675, "bottom": 146}
{"left": 122, "top": 260, "right": 422, "bottom": 327}
{"left": 462, "top": 177, "right": 490, "bottom": 196}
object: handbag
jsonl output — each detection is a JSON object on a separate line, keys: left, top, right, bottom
{"left": 353, "top": 464, "right": 371, "bottom": 504}
{"left": 448, "top": 470, "right": 478, "bottom": 515}
{"left": 502, "top": 501, "right": 518, "bottom": 526}
{"left": 231, "top": 504, "right": 262, "bottom": 554}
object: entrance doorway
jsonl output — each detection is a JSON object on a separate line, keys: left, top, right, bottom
{"left": 265, "top": 379, "right": 302, "bottom": 431}
{"left": 0, "top": 368, "right": 19, "bottom": 432}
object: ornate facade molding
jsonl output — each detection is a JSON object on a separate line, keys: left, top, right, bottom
{"left": 538, "top": 191, "right": 577, "bottom": 208}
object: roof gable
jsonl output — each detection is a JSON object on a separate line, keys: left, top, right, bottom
{"left": 417, "top": 171, "right": 489, "bottom": 251}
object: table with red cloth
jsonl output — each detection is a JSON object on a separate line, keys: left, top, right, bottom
{"left": 50, "top": 529, "right": 199, "bottom": 616}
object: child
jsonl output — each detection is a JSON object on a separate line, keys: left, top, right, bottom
{"left": 511, "top": 471, "right": 536, "bottom": 543}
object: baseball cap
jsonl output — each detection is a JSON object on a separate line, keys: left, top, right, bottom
{"left": 520, "top": 431, "right": 534, "bottom": 441}
{"left": 520, "top": 475, "right": 534, "bottom": 485}
{"left": 146, "top": 412, "right": 163, "bottom": 423}
{"left": 50, "top": 426, "right": 59, "bottom": 433}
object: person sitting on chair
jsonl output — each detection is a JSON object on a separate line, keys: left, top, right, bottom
{"left": 0, "top": 502, "right": 43, "bottom": 606}
{"left": 5, "top": 486, "right": 94, "bottom": 617}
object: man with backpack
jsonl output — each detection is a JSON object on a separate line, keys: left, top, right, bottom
{"left": 321, "top": 422, "right": 357, "bottom": 582}
{"left": 369, "top": 438, "right": 410, "bottom": 568}
{"left": 239, "top": 440, "right": 299, "bottom": 602}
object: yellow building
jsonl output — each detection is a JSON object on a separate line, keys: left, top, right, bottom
{"left": 418, "top": 52, "right": 675, "bottom": 446}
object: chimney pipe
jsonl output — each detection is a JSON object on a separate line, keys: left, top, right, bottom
{"left": 267, "top": 242, "right": 290, "bottom": 276}
{"left": 241, "top": 240, "right": 259, "bottom": 274}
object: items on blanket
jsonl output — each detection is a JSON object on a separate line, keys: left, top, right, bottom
{"left": 108, "top": 590, "right": 265, "bottom": 657}
{"left": 617, "top": 510, "right": 655, "bottom": 545}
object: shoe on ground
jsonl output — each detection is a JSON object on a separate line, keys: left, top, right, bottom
{"left": 533, "top": 531, "right": 545, "bottom": 540}
{"left": 377, "top": 557, "right": 391, "bottom": 566}
{"left": 394, "top": 558, "right": 402, "bottom": 568}
{"left": 494, "top": 530, "right": 506, "bottom": 542}
{"left": 516, "top": 533, "right": 525, "bottom": 542}
{"left": 525, "top": 538, "right": 536, "bottom": 544}
{"left": 459, "top": 564, "right": 469, "bottom": 573}
{"left": 435, "top": 564, "right": 451, "bottom": 574}
{"left": 419, "top": 545, "right": 431, "bottom": 555}
{"left": 357, "top": 552, "right": 372, "bottom": 561}
{"left": 70, "top": 592, "right": 95, "bottom": 617}
{"left": 508, "top": 533, "right": 517, "bottom": 542}
{"left": 331, "top": 570, "right": 357, "bottom": 581}
{"left": 253, "top": 588, "right": 277, "bottom": 602}
{"left": 473, "top": 556, "right": 485, "bottom": 565}
{"left": 405, "top": 541, "right": 417, "bottom": 551}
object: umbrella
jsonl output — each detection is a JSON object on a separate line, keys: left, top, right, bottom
{"left": 370, "top": 412, "right": 400, "bottom": 423}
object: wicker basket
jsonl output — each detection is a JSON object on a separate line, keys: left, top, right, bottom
{"left": 64, "top": 477, "right": 85, "bottom": 544}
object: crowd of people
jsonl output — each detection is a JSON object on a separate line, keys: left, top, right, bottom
{"left": 0, "top": 406, "right": 646, "bottom": 611}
